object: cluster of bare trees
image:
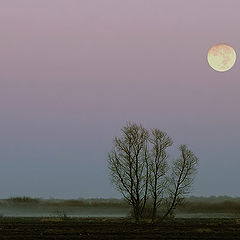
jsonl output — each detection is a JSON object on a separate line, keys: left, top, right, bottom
{"left": 108, "top": 122, "right": 198, "bottom": 222}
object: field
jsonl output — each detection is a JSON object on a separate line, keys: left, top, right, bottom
{"left": 0, "top": 217, "right": 240, "bottom": 239}
{"left": 1, "top": 197, "right": 240, "bottom": 239}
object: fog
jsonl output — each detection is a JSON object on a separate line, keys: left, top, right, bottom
{"left": 1, "top": 196, "right": 240, "bottom": 218}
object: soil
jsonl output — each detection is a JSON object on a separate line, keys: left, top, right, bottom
{"left": 0, "top": 217, "right": 240, "bottom": 239}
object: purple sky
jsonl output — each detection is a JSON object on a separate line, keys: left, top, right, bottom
{"left": 0, "top": 0, "right": 240, "bottom": 198}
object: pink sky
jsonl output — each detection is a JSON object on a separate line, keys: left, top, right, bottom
{"left": 0, "top": 0, "right": 239, "bottom": 198}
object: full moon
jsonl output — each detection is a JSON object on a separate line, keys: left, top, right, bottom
{"left": 207, "top": 43, "right": 237, "bottom": 72}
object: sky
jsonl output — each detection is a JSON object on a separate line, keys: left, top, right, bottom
{"left": 0, "top": 0, "right": 240, "bottom": 199}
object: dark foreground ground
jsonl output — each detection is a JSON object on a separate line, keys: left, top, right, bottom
{"left": 0, "top": 217, "right": 240, "bottom": 240}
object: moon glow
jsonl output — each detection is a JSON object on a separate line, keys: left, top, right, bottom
{"left": 207, "top": 43, "right": 236, "bottom": 72}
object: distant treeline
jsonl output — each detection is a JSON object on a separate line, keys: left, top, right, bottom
{"left": 0, "top": 197, "right": 128, "bottom": 208}
{"left": 177, "top": 196, "right": 240, "bottom": 213}
{"left": 1, "top": 196, "right": 240, "bottom": 213}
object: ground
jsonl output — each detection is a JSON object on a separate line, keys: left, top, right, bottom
{"left": 0, "top": 217, "right": 240, "bottom": 239}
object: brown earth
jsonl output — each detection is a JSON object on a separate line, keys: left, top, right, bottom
{"left": 0, "top": 217, "right": 240, "bottom": 239}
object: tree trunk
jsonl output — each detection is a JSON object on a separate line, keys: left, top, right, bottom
{"left": 152, "top": 195, "right": 157, "bottom": 222}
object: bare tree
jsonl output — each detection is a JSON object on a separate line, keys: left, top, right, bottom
{"left": 108, "top": 122, "right": 150, "bottom": 221}
{"left": 149, "top": 129, "right": 173, "bottom": 221}
{"left": 108, "top": 123, "right": 199, "bottom": 221}
{"left": 163, "top": 145, "right": 199, "bottom": 219}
